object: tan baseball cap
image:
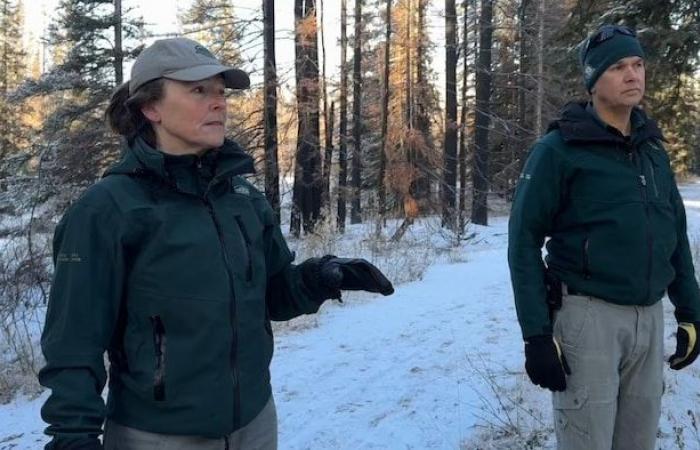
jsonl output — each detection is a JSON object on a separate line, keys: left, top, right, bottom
{"left": 129, "top": 37, "right": 250, "bottom": 94}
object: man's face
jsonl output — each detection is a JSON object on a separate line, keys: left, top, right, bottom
{"left": 592, "top": 56, "right": 645, "bottom": 109}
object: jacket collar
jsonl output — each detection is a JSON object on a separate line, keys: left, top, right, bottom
{"left": 547, "top": 101, "right": 664, "bottom": 148}
{"left": 104, "top": 136, "right": 255, "bottom": 185}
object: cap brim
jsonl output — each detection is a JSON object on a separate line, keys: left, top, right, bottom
{"left": 165, "top": 64, "right": 250, "bottom": 89}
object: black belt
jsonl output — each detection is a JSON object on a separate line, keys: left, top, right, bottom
{"left": 566, "top": 287, "right": 588, "bottom": 296}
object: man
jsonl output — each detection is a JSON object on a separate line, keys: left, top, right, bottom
{"left": 508, "top": 25, "right": 700, "bottom": 449}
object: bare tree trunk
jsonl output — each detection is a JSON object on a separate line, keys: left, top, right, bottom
{"left": 458, "top": 0, "right": 470, "bottom": 232}
{"left": 350, "top": 0, "right": 363, "bottom": 224}
{"left": 291, "top": 0, "right": 304, "bottom": 237}
{"left": 114, "top": 0, "right": 123, "bottom": 85}
{"left": 442, "top": 0, "right": 458, "bottom": 230}
{"left": 513, "top": 0, "right": 531, "bottom": 201}
{"left": 393, "top": 0, "right": 417, "bottom": 238}
{"left": 377, "top": 0, "right": 392, "bottom": 229}
{"left": 413, "top": 0, "right": 430, "bottom": 201}
{"left": 320, "top": 0, "right": 332, "bottom": 215}
{"left": 535, "top": 0, "right": 544, "bottom": 135}
{"left": 337, "top": 0, "right": 348, "bottom": 232}
{"left": 405, "top": 0, "right": 413, "bottom": 146}
{"left": 291, "top": 0, "right": 322, "bottom": 235}
{"left": 263, "top": 0, "right": 280, "bottom": 222}
{"left": 471, "top": 0, "right": 493, "bottom": 226}
{"left": 322, "top": 101, "right": 335, "bottom": 214}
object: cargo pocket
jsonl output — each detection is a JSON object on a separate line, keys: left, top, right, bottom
{"left": 553, "top": 386, "right": 590, "bottom": 442}
{"left": 553, "top": 297, "right": 591, "bottom": 350}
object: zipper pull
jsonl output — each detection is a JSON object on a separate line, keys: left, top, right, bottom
{"left": 639, "top": 175, "right": 646, "bottom": 186}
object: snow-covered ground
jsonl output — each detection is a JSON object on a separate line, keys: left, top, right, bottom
{"left": 5, "top": 184, "right": 700, "bottom": 449}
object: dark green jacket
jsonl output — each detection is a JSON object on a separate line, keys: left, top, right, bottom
{"left": 509, "top": 102, "right": 700, "bottom": 339}
{"left": 39, "top": 138, "right": 324, "bottom": 445}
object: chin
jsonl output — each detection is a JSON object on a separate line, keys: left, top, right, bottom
{"left": 621, "top": 91, "right": 643, "bottom": 103}
{"left": 202, "top": 136, "right": 225, "bottom": 149}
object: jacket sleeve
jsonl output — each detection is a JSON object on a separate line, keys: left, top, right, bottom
{"left": 667, "top": 181, "right": 700, "bottom": 323}
{"left": 255, "top": 199, "right": 324, "bottom": 321}
{"left": 508, "top": 143, "right": 566, "bottom": 340}
{"left": 39, "top": 194, "right": 126, "bottom": 448}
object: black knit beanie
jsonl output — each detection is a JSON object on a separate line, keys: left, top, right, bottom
{"left": 580, "top": 25, "right": 645, "bottom": 93}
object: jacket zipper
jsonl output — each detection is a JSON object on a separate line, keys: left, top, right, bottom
{"left": 150, "top": 315, "right": 166, "bottom": 401}
{"left": 234, "top": 216, "right": 253, "bottom": 282}
{"left": 203, "top": 199, "right": 242, "bottom": 430}
{"left": 634, "top": 151, "right": 653, "bottom": 301}
{"left": 648, "top": 154, "right": 659, "bottom": 198}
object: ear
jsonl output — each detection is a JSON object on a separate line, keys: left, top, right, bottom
{"left": 141, "top": 102, "right": 162, "bottom": 123}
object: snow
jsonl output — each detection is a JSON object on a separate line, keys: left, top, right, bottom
{"left": 4, "top": 184, "right": 700, "bottom": 449}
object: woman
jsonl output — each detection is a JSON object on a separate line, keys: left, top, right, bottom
{"left": 39, "top": 38, "right": 393, "bottom": 450}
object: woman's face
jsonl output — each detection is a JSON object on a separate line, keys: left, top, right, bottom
{"left": 141, "top": 76, "right": 227, "bottom": 155}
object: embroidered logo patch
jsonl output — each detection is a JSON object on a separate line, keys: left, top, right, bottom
{"left": 234, "top": 185, "right": 250, "bottom": 195}
{"left": 194, "top": 45, "right": 216, "bottom": 60}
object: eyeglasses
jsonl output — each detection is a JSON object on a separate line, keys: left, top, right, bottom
{"left": 583, "top": 25, "right": 636, "bottom": 61}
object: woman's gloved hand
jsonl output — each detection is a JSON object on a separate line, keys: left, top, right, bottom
{"left": 299, "top": 255, "right": 395, "bottom": 302}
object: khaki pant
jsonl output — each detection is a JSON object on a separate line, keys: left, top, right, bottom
{"left": 552, "top": 290, "right": 664, "bottom": 450}
{"left": 103, "top": 395, "right": 277, "bottom": 450}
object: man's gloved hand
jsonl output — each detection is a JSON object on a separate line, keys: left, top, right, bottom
{"left": 524, "top": 334, "right": 571, "bottom": 391}
{"left": 669, "top": 322, "right": 700, "bottom": 370}
{"left": 299, "top": 255, "right": 394, "bottom": 302}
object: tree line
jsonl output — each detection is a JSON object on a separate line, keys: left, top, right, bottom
{"left": 2, "top": 0, "right": 700, "bottom": 233}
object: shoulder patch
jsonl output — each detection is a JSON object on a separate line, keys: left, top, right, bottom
{"left": 648, "top": 139, "right": 664, "bottom": 152}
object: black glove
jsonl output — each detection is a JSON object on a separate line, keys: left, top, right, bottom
{"left": 669, "top": 322, "right": 700, "bottom": 370}
{"left": 524, "top": 334, "right": 571, "bottom": 392}
{"left": 299, "top": 255, "right": 343, "bottom": 301}
{"left": 321, "top": 257, "right": 394, "bottom": 295}
{"left": 299, "top": 255, "right": 395, "bottom": 302}
{"left": 48, "top": 437, "right": 102, "bottom": 450}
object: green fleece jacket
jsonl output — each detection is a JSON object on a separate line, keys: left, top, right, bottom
{"left": 509, "top": 102, "right": 700, "bottom": 339}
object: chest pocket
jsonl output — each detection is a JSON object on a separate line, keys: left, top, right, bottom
{"left": 567, "top": 149, "right": 640, "bottom": 205}
{"left": 221, "top": 190, "right": 266, "bottom": 285}
{"left": 644, "top": 144, "right": 673, "bottom": 205}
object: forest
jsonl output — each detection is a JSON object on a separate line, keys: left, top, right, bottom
{"left": 1, "top": 0, "right": 700, "bottom": 402}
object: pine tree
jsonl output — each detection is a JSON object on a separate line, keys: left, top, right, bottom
{"left": 0, "top": 0, "right": 28, "bottom": 167}
{"left": 16, "top": 0, "right": 144, "bottom": 193}
{"left": 180, "top": 0, "right": 243, "bottom": 65}
{"left": 385, "top": 0, "right": 439, "bottom": 233}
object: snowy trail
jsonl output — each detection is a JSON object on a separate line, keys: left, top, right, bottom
{"left": 273, "top": 182, "right": 700, "bottom": 449}
{"left": 5, "top": 183, "right": 700, "bottom": 449}
{"left": 273, "top": 229, "right": 520, "bottom": 449}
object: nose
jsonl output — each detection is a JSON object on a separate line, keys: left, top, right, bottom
{"left": 210, "top": 94, "right": 226, "bottom": 111}
{"left": 624, "top": 65, "right": 641, "bottom": 83}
